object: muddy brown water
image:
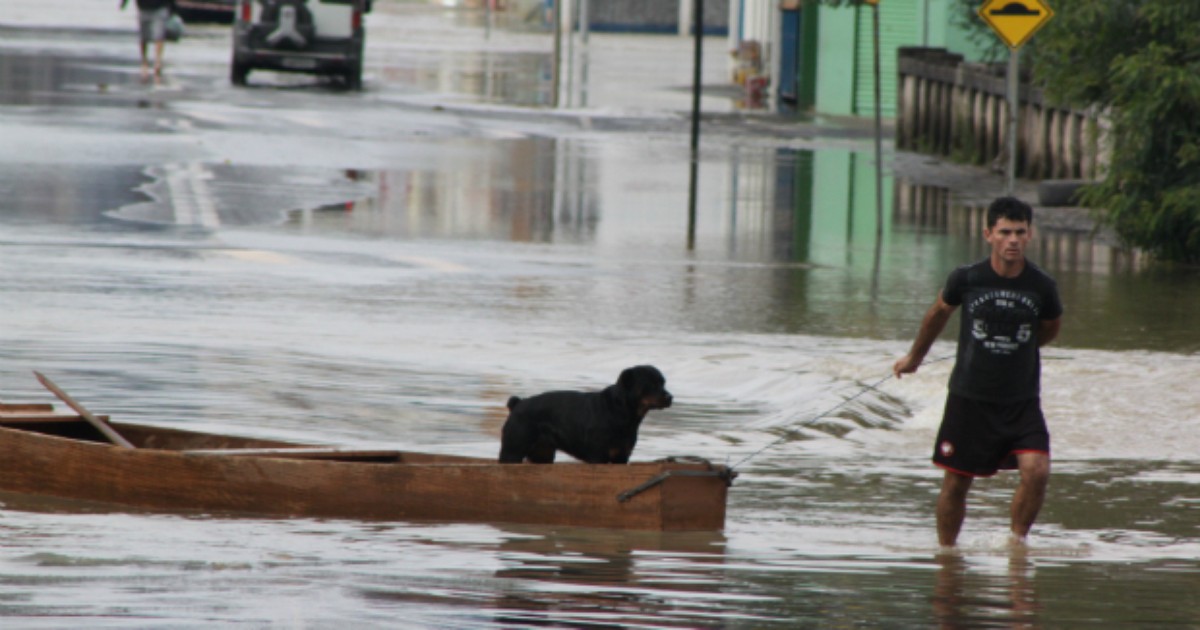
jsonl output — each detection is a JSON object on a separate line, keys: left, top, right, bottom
{"left": 1, "top": 2, "right": 1198, "bottom": 626}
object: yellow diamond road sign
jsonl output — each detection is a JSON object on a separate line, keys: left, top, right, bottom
{"left": 978, "top": 0, "right": 1055, "bottom": 49}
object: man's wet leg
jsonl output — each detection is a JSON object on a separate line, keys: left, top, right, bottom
{"left": 1010, "top": 451, "right": 1050, "bottom": 541}
{"left": 937, "top": 470, "right": 973, "bottom": 547}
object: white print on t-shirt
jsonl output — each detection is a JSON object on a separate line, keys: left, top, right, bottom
{"left": 966, "top": 290, "right": 1041, "bottom": 316}
{"left": 967, "top": 290, "right": 1040, "bottom": 356}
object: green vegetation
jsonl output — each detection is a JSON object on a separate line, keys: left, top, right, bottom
{"left": 955, "top": 0, "right": 1200, "bottom": 263}
{"left": 1035, "top": 1, "right": 1200, "bottom": 263}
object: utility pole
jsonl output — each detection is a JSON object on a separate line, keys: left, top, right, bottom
{"left": 1005, "top": 49, "right": 1018, "bottom": 195}
{"left": 869, "top": 0, "right": 883, "bottom": 238}
{"left": 686, "top": 0, "right": 704, "bottom": 250}
{"left": 976, "top": 0, "right": 1056, "bottom": 195}
{"left": 551, "top": 0, "right": 562, "bottom": 107}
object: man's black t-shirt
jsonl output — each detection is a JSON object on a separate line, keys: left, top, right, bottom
{"left": 942, "top": 258, "right": 1063, "bottom": 403}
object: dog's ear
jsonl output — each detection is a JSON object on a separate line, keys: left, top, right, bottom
{"left": 618, "top": 366, "right": 649, "bottom": 393}
{"left": 617, "top": 367, "right": 636, "bottom": 391}
{"left": 617, "top": 365, "right": 663, "bottom": 396}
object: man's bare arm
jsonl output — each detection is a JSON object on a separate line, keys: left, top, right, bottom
{"left": 894, "top": 292, "right": 957, "bottom": 378}
{"left": 1037, "top": 317, "right": 1061, "bottom": 347}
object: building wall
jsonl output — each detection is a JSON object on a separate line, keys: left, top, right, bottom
{"left": 801, "top": 0, "right": 988, "bottom": 117}
{"left": 730, "top": 0, "right": 775, "bottom": 44}
{"left": 814, "top": 6, "right": 856, "bottom": 116}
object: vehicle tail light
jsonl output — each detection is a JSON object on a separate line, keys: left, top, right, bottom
{"left": 240, "top": 1, "right": 251, "bottom": 22}
{"left": 353, "top": 8, "right": 362, "bottom": 31}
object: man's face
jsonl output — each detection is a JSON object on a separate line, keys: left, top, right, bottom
{"left": 984, "top": 217, "right": 1032, "bottom": 264}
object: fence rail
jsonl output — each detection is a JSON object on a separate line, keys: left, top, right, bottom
{"left": 896, "top": 47, "right": 1108, "bottom": 181}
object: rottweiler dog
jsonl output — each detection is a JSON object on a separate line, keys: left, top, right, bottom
{"left": 498, "top": 365, "right": 672, "bottom": 464}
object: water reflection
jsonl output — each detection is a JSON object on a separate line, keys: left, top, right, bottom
{"left": 933, "top": 552, "right": 1041, "bottom": 630}
{"left": 380, "top": 49, "right": 555, "bottom": 107}
{"left": 287, "top": 137, "right": 597, "bottom": 242}
{"left": 348, "top": 525, "right": 739, "bottom": 628}
{"left": 0, "top": 164, "right": 146, "bottom": 226}
{"left": 894, "top": 180, "right": 1144, "bottom": 276}
{"left": 110, "top": 162, "right": 377, "bottom": 228}
{"left": 267, "top": 136, "right": 1200, "bottom": 351}
{"left": 0, "top": 48, "right": 135, "bottom": 106}
{"left": 487, "top": 528, "right": 730, "bottom": 628}
{"left": 8, "top": 124, "right": 1195, "bottom": 353}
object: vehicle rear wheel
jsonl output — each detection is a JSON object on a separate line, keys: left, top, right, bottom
{"left": 231, "top": 61, "right": 250, "bottom": 86}
{"left": 342, "top": 62, "right": 362, "bottom": 91}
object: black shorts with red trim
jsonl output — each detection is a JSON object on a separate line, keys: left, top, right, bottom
{"left": 932, "top": 393, "right": 1050, "bottom": 477}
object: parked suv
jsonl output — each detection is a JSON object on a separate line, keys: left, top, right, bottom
{"left": 231, "top": 0, "right": 370, "bottom": 89}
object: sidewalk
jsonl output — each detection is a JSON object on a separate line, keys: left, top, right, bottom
{"left": 0, "top": 1, "right": 856, "bottom": 134}
{"left": 365, "top": 2, "right": 755, "bottom": 118}
{"left": 1, "top": 0, "right": 132, "bottom": 32}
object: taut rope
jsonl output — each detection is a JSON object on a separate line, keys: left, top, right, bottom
{"left": 729, "top": 356, "right": 952, "bottom": 471}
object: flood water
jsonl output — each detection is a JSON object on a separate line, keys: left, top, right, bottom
{"left": 2, "top": 2, "right": 1200, "bottom": 627}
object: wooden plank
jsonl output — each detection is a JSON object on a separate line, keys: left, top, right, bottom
{"left": 184, "top": 447, "right": 402, "bottom": 462}
{"left": 33, "top": 372, "right": 135, "bottom": 449}
{"left": 114, "top": 422, "right": 312, "bottom": 452}
{"left": 0, "top": 403, "right": 55, "bottom": 413}
{"left": 0, "top": 413, "right": 109, "bottom": 425}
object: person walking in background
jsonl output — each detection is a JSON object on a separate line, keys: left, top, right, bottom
{"left": 120, "top": 0, "right": 174, "bottom": 82}
{"left": 893, "top": 196, "right": 1063, "bottom": 548}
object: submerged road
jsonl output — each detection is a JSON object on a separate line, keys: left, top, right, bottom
{"left": 1, "top": 2, "right": 1199, "bottom": 628}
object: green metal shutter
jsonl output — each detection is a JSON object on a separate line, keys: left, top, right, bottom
{"left": 853, "top": 0, "right": 919, "bottom": 117}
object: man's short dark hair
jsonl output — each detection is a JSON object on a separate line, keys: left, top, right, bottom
{"left": 986, "top": 196, "right": 1034, "bottom": 228}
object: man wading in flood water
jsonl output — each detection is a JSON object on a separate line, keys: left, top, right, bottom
{"left": 893, "top": 196, "right": 1063, "bottom": 548}
{"left": 120, "top": 0, "right": 174, "bottom": 82}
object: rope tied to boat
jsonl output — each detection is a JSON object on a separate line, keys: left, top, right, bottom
{"left": 616, "top": 356, "right": 953, "bottom": 503}
{"left": 727, "top": 355, "right": 954, "bottom": 472}
{"left": 616, "top": 456, "right": 736, "bottom": 503}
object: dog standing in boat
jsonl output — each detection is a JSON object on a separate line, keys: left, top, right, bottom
{"left": 498, "top": 365, "right": 673, "bottom": 464}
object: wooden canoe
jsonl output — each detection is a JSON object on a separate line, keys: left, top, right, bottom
{"left": 0, "top": 400, "right": 734, "bottom": 531}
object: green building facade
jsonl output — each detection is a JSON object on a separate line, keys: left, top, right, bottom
{"left": 782, "top": 0, "right": 987, "bottom": 117}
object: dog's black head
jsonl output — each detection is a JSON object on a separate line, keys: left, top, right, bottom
{"left": 617, "top": 365, "right": 672, "bottom": 419}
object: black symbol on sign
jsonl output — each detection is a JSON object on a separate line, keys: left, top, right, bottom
{"left": 989, "top": 2, "right": 1041, "bottom": 15}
